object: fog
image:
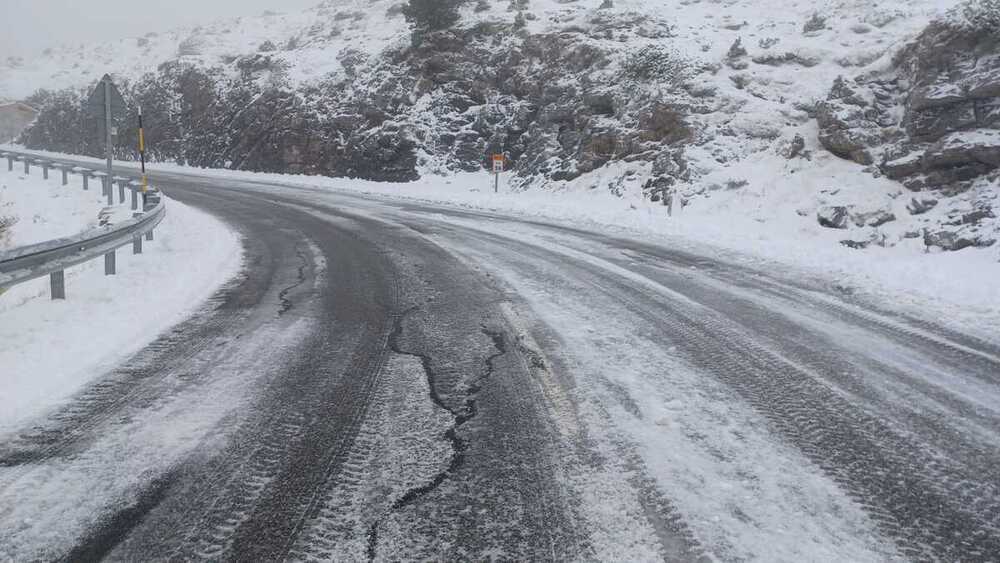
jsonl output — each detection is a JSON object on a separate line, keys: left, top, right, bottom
{"left": 0, "top": 0, "right": 319, "bottom": 59}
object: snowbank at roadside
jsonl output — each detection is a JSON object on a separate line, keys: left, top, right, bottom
{"left": 0, "top": 166, "right": 109, "bottom": 248}
{"left": 11, "top": 147, "right": 1000, "bottom": 345}
{"left": 0, "top": 195, "right": 242, "bottom": 437}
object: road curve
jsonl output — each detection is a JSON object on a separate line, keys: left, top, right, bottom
{"left": 1, "top": 165, "right": 999, "bottom": 562}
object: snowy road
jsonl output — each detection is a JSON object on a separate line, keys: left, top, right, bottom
{"left": 2, "top": 166, "right": 1000, "bottom": 562}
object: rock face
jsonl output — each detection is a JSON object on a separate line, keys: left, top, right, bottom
{"left": 816, "top": 8, "right": 1000, "bottom": 250}
{"left": 888, "top": 19, "right": 1000, "bottom": 193}
{"left": 816, "top": 77, "right": 897, "bottom": 166}
{"left": 817, "top": 205, "right": 851, "bottom": 229}
{"left": 818, "top": 17, "right": 1000, "bottom": 192}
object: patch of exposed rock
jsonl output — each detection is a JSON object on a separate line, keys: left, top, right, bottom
{"left": 816, "top": 9, "right": 1000, "bottom": 250}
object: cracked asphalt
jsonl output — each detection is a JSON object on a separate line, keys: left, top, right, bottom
{"left": 1, "top": 164, "right": 999, "bottom": 562}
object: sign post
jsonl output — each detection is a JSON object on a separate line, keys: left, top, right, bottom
{"left": 492, "top": 154, "right": 504, "bottom": 194}
{"left": 86, "top": 74, "right": 126, "bottom": 206}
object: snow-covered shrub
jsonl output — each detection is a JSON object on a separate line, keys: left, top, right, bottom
{"left": 803, "top": 13, "right": 827, "bottom": 33}
{"left": 403, "top": 0, "right": 461, "bottom": 33}
{"left": 958, "top": 0, "right": 1000, "bottom": 31}
{"left": 622, "top": 45, "right": 689, "bottom": 87}
{"left": 514, "top": 11, "right": 527, "bottom": 28}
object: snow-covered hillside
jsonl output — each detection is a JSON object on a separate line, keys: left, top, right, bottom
{"left": 0, "top": 0, "right": 949, "bottom": 101}
{"left": 4, "top": 0, "right": 997, "bottom": 262}
{"left": 0, "top": 1, "right": 412, "bottom": 101}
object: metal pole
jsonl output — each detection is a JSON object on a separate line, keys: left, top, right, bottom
{"left": 61, "top": 168, "right": 68, "bottom": 186}
{"left": 50, "top": 270, "right": 65, "bottom": 300}
{"left": 118, "top": 179, "right": 126, "bottom": 204}
{"left": 105, "top": 78, "right": 114, "bottom": 206}
{"left": 104, "top": 250, "right": 116, "bottom": 275}
{"left": 133, "top": 236, "right": 142, "bottom": 254}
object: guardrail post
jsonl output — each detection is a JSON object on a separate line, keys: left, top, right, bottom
{"left": 130, "top": 183, "right": 138, "bottom": 211}
{"left": 50, "top": 270, "right": 65, "bottom": 300}
{"left": 118, "top": 179, "right": 126, "bottom": 204}
{"left": 61, "top": 167, "right": 69, "bottom": 186}
{"left": 133, "top": 235, "right": 143, "bottom": 254}
{"left": 42, "top": 162, "right": 49, "bottom": 180}
{"left": 104, "top": 250, "right": 116, "bottom": 275}
{"left": 6, "top": 156, "right": 12, "bottom": 171}
{"left": 104, "top": 177, "right": 113, "bottom": 206}
{"left": 145, "top": 229, "right": 154, "bottom": 241}
{"left": 23, "top": 159, "right": 29, "bottom": 174}
{"left": 82, "top": 172, "right": 89, "bottom": 191}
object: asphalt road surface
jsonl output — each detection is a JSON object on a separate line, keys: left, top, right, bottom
{"left": 2, "top": 164, "right": 999, "bottom": 561}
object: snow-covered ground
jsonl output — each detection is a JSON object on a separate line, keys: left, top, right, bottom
{"left": 256, "top": 170, "right": 1000, "bottom": 345}
{"left": 0, "top": 165, "right": 110, "bottom": 248}
{"left": 0, "top": 165, "right": 242, "bottom": 438}
{"left": 17, "top": 146, "right": 997, "bottom": 346}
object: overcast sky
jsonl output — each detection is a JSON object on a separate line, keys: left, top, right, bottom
{"left": 0, "top": 0, "right": 318, "bottom": 58}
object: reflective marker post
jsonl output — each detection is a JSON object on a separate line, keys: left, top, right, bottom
{"left": 138, "top": 105, "right": 148, "bottom": 208}
{"left": 492, "top": 154, "right": 504, "bottom": 194}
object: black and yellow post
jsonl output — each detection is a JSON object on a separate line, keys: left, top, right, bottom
{"left": 138, "top": 105, "right": 148, "bottom": 206}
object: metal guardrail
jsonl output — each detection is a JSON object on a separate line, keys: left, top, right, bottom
{"left": 0, "top": 149, "right": 166, "bottom": 299}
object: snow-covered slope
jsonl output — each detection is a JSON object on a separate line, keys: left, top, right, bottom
{"left": 0, "top": 167, "right": 107, "bottom": 248}
{"left": 0, "top": 0, "right": 951, "bottom": 103}
{"left": 0, "top": 1, "right": 410, "bottom": 101}
{"left": 5, "top": 0, "right": 996, "bottom": 262}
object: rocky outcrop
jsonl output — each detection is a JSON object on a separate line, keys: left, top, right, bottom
{"left": 816, "top": 77, "right": 897, "bottom": 166}
{"left": 817, "top": 205, "right": 851, "bottom": 229}
{"left": 817, "top": 205, "right": 895, "bottom": 230}
{"left": 816, "top": 8, "right": 1000, "bottom": 250}
{"left": 819, "top": 17, "right": 1000, "bottom": 191}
